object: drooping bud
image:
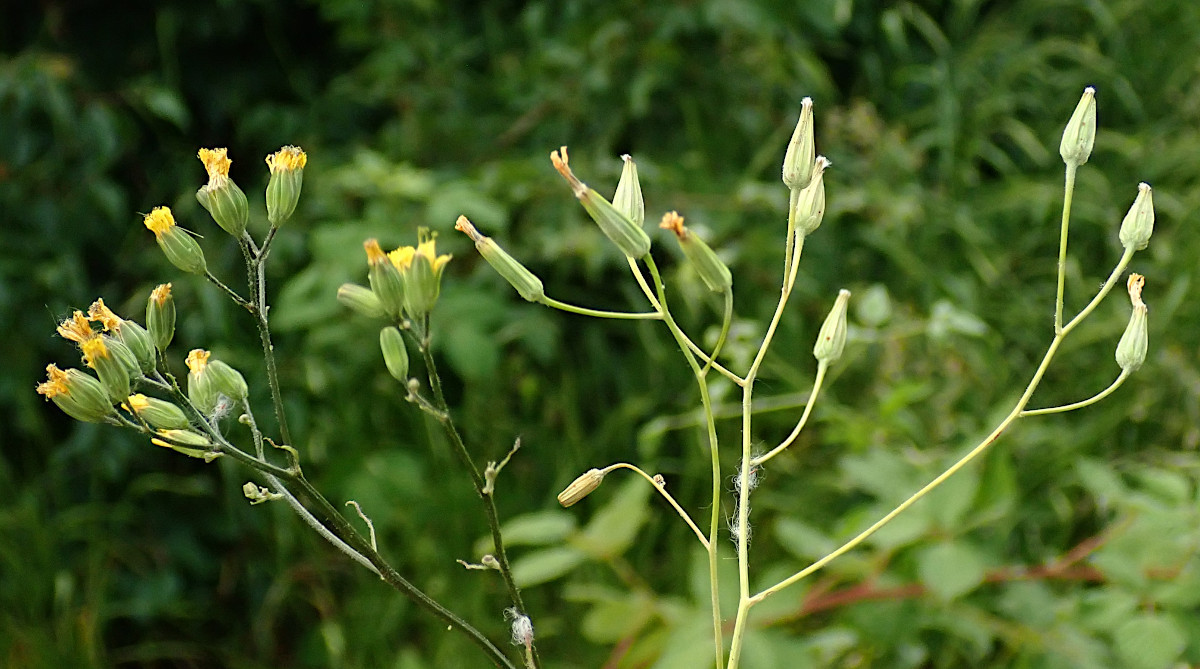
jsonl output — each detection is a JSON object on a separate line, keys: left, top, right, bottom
{"left": 124, "top": 393, "right": 190, "bottom": 430}
{"left": 389, "top": 228, "right": 451, "bottom": 319}
{"left": 792, "top": 156, "right": 830, "bottom": 237}
{"left": 1060, "top": 87, "right": 1097, "bottom": 167}
{"left": 143, "top": 206, "right": 207, "bottom": 275}
{"left": 1116, "top": 274, "right": 1149, "bottom": 372}
{"left": 551, "top": 147, "right": 651, "bottom": 258}
{"left": 147, "top": 283, "right": 176, "bottom": 352}
{"left": 337, "top": 283, "right": 387, "bottom": 319}
{"left": 613, "top": 154, "right": 645, "bottom": 228}
{"left": 196, "top": 147, "right": 250, "bottom": 237}
{"left": 813, "top": 289, "right": 851, "bottom": 363}
{"left": 81, "top": 336, "right": 131, "bottom": 402}
{"left": 265, "top": 145, "right": 306, "bottom": 226}
{"left": 36, "top": 364, "right": 115, "bottom": 423}
{"left": 1118, "top": 182, "right": 1155, "bottom": 251}
{"left": 659, "top": 211, "right": 732, "bottom": 293}
{"left": 783, "top": 97, "right": 816, "bottom": 191}
{"left": 455, "top": 216, "right": 545, "bottom": 302}
{"left": 557, "top": 468, "right": 605, "bottom": 507}
{"left": 151, "top": 429, "right": 215, "bottom": 458}
{"left": 88, "top": 298, "right": 154, "bottom": 373}
{"left": 365, "top": 239, "right": 405, "bottom": 318}
{"left": 379, "top": 326, "right": 410, "bottom": 381}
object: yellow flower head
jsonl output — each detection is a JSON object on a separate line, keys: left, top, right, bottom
{"left": 198, "top": 148, "right": 232, "bottom": 187}
{"left": 80, "top": 336, "right": 111, "bottom": 368}
{"left": 390, "top": 229, "right": 451, "bottom": 272}
{"left": 186, "top": 349, "right": 211, "bottom": 375}
{"left": 36, "top": 364, "right": 72, "bottom": 398}
{"left": 87, "top": 298, "right": 124, "bottom": 332}
{"left": 150, "top": 283, "right": 173, "bottom": 306}
{"left": 143, "top": 206, "right": 177, "bottom": 238}
{"left": 266, "top": 145, "right": 307, "bottom": 173}
{"left": 387, "top": 246, "right": 416, "bottom": 271}
{"left": 57, "top": 310, "right": 96, "bottom": 343}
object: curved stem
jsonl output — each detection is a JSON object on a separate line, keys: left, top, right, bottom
{"left": 1021, "top": 369, "right": 1130, "bottom": 417}
{"left": 1054, "top": 163, "right": 1078, "bottom": 334}
{"left": 702, "top": 289, "right": 734, "bottom": 376}
{"left": 541, "top": 296, "right": 661, "bottom": 320}
{"left": 600, "top": 463, "right": 709, "bottom": 548}
{"left": 752, "top": 361, "right": 827, "bottom": 467}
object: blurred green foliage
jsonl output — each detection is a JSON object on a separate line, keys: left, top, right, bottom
{"left": 4, "top": 0, "right": 1199, "bottom": 667}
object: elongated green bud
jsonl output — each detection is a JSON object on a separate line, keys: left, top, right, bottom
{"left": 80, "top": 337, "right": 130, "bottom": 402}
{"left": 552, "top": 147, "right": 651, "bottom": 258}
{"left": 1119, "top": 182, "right": 1154, "bottom": 251}
{"left": 557, "top": 468, "right": 605, "bottom": 507}
{"left": 1116, "top": 274, "right": 1149, "bottom": 372}
{"left": 196, "top": 148, "right": 249, "bottom": 237}
{"left": 185, "top": 349, "right": 220, "bottom": 415}
{"left": 88, "top": 298, "right": 155, "bottom": 373}
{"left": 813, "top": 289, "right": 851, "bottom": 363}
{"left": 379, "top": 326, "right": 410, "bottom": 381}
{"left": 101, "top": 334, "right": 141, "bottom": 379}
{"left": 147, "top": 283, "right": 176, "bottom": 352}
{"left": 783, "top": 97, "right": 816, "bottom": 191}
{"left": 143, "top": 207, "right": 207, "bottom": 275}
{"left": 455, "top": 216, "right": 545, "bottom": 302}
{"left": 125, "top": 393, "right": 190, "bottom": 430}
{"left": 265, "top": 146, "right": 306, "bottom": 226}
{"left": 1060, "top": 87, "right": 1097, "bottom": 167}
{"left": 337, "top": 283, "right": 387, "bottom": 319}
{"left": 365, "top": 239, "right": 405, "bottom": 318}
{"left": 36, "top": 364, "right": 115, "bottom": 423}
{"left": 613, "top": 154, "right": 645, "bottom": 228}
{"left": 207, "top": 359, "right": 248, "bottom": 403}
{"left": 659, "top": 211, "right": 732, "bottom": 293}
{"left": 792, "top": 156, "right": 830, "bottom": 237}
{"left": 151, "top": 429, "right": 214, "bottom": 458}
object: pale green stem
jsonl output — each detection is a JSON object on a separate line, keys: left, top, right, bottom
{"left": 1021, "top": 369, "right": 1130, "bottom": 417}
{"left": 783, "top": 189, "right": 800, "bottom": 286}
{"left": 1055, "top": 163, "right": 1078, "bottom": 334}
{"left": 643, "top": 255, "right": 726, "bottom": 667}
{"left": 600, "top": 463, "right": 709, "bottom": 548}
{"left": 701, "top": 289, "right": 734, "bottom": 377}
{"left": 751, "top": 361, "right": 827, "bottom": 467}
{"left": 541, "top": 296, "right": 662, "bottom": 320}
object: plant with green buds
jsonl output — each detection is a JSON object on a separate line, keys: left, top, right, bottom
{"left": 265, "top": 145, "right": 306, "bottom": 226}
{"left": 147, "top": 283, "right": 176, "bottom": 352}
{"left": 196, "top": 147, "right": 250, "bottom": 237}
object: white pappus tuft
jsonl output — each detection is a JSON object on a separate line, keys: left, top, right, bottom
{"left": 504, "top": 607, "right": 534, "bottom": 648}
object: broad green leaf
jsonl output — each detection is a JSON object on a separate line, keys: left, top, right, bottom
{"left": 509, "top": 546, "right": 586, "bottom": 587}
{"left": 774, "top": 517, "right": 837, "bottom": 562}
{"left": 473, "top": 510, "right": 576, "bottom": 555}
{"left": 916, "top": 540, "right": 986, "bottom": 601}
{"left": 1114, "top": 613, "right": 1186, "bottom": 669}
{"left": 580, "top": 592, "right": 655, "bottom": 643}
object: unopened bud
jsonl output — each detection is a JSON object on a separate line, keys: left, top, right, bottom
{"left": 151, "top": 429, "right": 214, "bottom": 458}
{"left": 265, "top": 145, "right": 306, "bottom": 226}
{"left": 792, "top": 156, "right": 829, "bottom": 237}
{"left": 196, "top": 148, "right": 249, "bottom": 236}
{"left": 613, "top": 154, "right": 645, "bottom": 228}
{"left": 379, "top": 326, "right": 410, "bottom": 381}
{"left": 186, "top": 349, "right": 219, "bottom": 415}
{"left": 1115, "top": 274, "right": 1148, "bottom": 372}
{"left": 36, "top": 364, "right": 115, "bottom": 423}
{"left": 100, "top": 334, "right": 141, "bottom": 379}
{"left": 337, "top": 283, "right": 387, "bottom": 319}
{"left": 147, "top": 283, "right": 176, "bottom": 352}
{"left": 783, "top": 97, "right": 816, "bottom": 190}
{"left": 455, "top": 216, "right": 545, "bottom": 302}
{"left": 813, "top": 289, "right": 851, "bottom": 363}
{"left": 206, "top": 358, "right": 248, "bottom": 404}
{"left": 552, "top": 147, "right": 651, "bottom": 258}
{"left": 143, "top": 206, "right": 207, "bottom": 275}
{"left": 557, "top": 468, "right": 605, "bottom": 507}
{"left": 365, "top": 239, "right": 405, "bottom": 318}
{"left": 1118, "top": 182, "right": 1154, "bottom": 251}
{"left": 1060, "top": 87, "right": 1097, "bottom": 167}
{"left": 81, "top": 336, "right": 130, "bottom": 402}
{"left": 125, "top": 393, "right": 190, "bottom": 430}
{"left": 659, "top": 211, "right": 732, "bottom": 293}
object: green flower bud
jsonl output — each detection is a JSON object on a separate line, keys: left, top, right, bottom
{"left": 813, "top": 289, "right": 851, "bottom": 363}
{"left": 455, "top": 216, "right": 545, "bottom": 302}
{"left": 265, "top": 145, "right": 306, "bottom": 226}
{"left": 390, "top": 228, "right": 451, "bottom": 319}
{"left": 613, "top": 154, "right": 644, "bottom": 228}
{"left": 151, "top": 429, "right": 214, "bottom": 458}
{"left": 208, "top": 359, "right": 248, "bottom": 404}
{"left": 186, "top": 349, "right": 220, "bottom": 415}
{"left": 143, "top": 206, "right": 207, "bottom": 275}
{"left": 792, "top": 156, "right": 829, "bottom": 237}
{"left": 1060, "top": 87, "right": 1097, "bottom": 168}
{"left": 1116, "top": 274, "right": 1149, "bottom": 372}
{"left": 1119, "top": 182, "right": 1154, "bottom": 252}
{"left": 379, "top": 326, "right": 410, "bottom": 381}
{"left": 659, "top": 211, "right": 732, "bottom": 293}
{"left": 80, "top": 336, "right": 130, "bottom": 402}
{"left": 125, "top": 393, "right": 190, "bottom": 430}
{"left": 87, "top": 298, "right": 154, "bottom": 373}
{"left": 147, "top": 283, "right": 176, "bottom": 352}
{"left": 337, "top": 283, "right": 387, "bottom": 319}
{"left": 196, "top": 148, "right": 250, "bottom": 237}
{"left": 552, "top": 147, "right": 651, "bottom": 258}
{"left": 37, "top": 364, "right": 116, "bottom": 423}
{"left": 557, "top": 468, "right": 605, "bottom": 507}
{"left": 365, "top": 239, "right": 405, "bottom": 318}
{"left": 783, "top": 97, "right": 816, "bottom": 191}
{"left": 101, "top": 334, "right": 142, "bottom": 379}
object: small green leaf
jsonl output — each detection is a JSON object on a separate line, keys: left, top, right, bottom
{"left": 1114, "top": 613, "right": 1186, "bottom": 669}
{"left": 509, "top": 547, "right": 586, "bottom": 587}
{"left": 917, "top": 541, "right": 986, "bottom": 601}
{"left": 494, "top": 510, "right": 576, "bottom": 547}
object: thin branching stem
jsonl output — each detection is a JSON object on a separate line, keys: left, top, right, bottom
{"left": 600, "top": 463, "right": 709, "bottom": 548}
{"left": 542, "top": 296, "right": 662, "bottom": 320}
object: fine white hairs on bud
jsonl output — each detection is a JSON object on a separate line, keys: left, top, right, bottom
{"left": 504, "top": 607, "right": 534, "bottom": 649}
